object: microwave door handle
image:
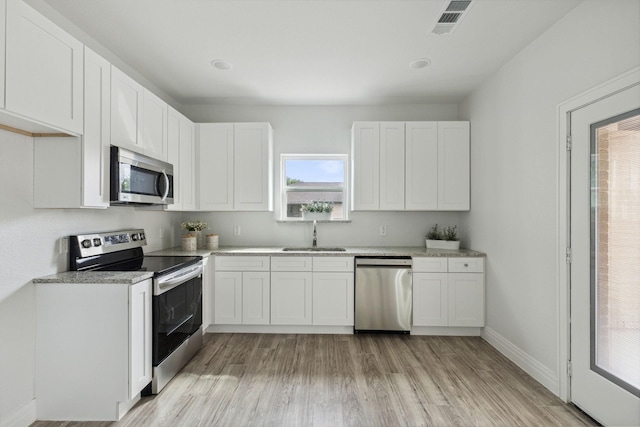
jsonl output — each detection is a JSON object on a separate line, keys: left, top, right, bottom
{"left": 160, "top": 170, "right": 170, "bottom": 201}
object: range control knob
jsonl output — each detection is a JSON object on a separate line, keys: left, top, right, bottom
{"left": 93, "top": 238, "right": 102, "bottom": 246}
{"left": 131, "top": 233, "right": 139, "bottom": 241}
{"left": 81, "top": 239, "right": 92, "bottom": 248}
{"left": 139, "top": 232, "right": 145, "bottom": 240}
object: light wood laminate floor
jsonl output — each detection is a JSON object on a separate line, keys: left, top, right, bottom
{"left": 32, "top": 333, "right": 597, "bottom": 427}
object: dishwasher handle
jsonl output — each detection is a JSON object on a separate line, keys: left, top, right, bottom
{"left": 356, "top": 257, "right": 412, "bottom": 267}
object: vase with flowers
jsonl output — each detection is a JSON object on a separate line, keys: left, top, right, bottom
{"left": 181, "top": 220, "right": 209, "bottom": 249}
{"left": 300, "top": 201, "right": 333, "bottom": 221}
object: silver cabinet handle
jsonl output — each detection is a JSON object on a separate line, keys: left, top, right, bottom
{"left": 464, "top": 263, "right": 469, "bottom": 267}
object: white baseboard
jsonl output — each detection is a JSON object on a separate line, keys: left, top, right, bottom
{"left": 206, "top": 324, "right": 353, "bottom": 334}
{"left": 482, "top": 326, "right": 559, "bottom": 395}
{"left": 0, "top": 399, "right": 37, "bottom": 427}
{"left": 412, "top": 326, "right": 481, "bottom": 336}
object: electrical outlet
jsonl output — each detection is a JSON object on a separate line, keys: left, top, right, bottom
{"left": 233, "top": 225, "right": 241, "bottom": 236}
{"left": 59, "top": 237, "right": 69, "bottom": 254}
{"left": 379, "top": 225, "right": 387, "bottom": 236}
{"left": 159, "top": 227, "right": 165, "bottom": 238}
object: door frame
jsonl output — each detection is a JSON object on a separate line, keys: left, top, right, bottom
{"left": 556, "top": 67, "right": 640, "bottom": 402}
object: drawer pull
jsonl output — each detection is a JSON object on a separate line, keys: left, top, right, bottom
{"left": 464, "top": 263, "right": 469, "bottom": 267}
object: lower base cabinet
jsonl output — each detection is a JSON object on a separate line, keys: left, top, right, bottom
{"left": 35, "top": 279, "right": 152, "bottom": 421}
{"left": 312, "top": 272, "right": 354, "bottom": 326}
{"left": 270, "top": 271, "right": 313, "bottom": 325}
{"left": 413, "top": 257, "right": 485, "bottom": 327}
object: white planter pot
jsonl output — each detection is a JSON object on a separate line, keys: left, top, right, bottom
{"left": 302, "top": 211, "right": 331, "bottom": 221}
{"left": 426, "top": 239, "right": 460, "bottom": 250}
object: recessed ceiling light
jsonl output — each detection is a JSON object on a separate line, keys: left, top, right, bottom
{"left": 211, "top": 59, "right": 232, "bottom": 70}
{"left": 409, "top": 58, "right": 431, "bottom": 69}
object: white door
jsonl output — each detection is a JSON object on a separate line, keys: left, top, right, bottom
{"left": 570, "top": 83, "right": 640, "bottom": 426}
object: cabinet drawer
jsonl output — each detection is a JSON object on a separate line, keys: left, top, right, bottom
{"left": 215, "top": 256, "right": 270, "bottom": 271}
{"left": 313, "top": 257, "right": 354, "bottom": 272}
{"left": 271, "top": 256, "right": 312, "bottom": 271}
{"left": 448, "top": 257, "right": 484, "bottom": 273}
{"left": 412, "top": 257, "right": 448, "bottom": 272}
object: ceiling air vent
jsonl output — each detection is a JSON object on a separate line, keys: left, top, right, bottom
{"left": 429, "top": 0, "right": 473, "bottom": 35}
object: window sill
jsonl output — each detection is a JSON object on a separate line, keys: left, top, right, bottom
{"left": 276, "top": 219, "right": 352, "bottom": 223}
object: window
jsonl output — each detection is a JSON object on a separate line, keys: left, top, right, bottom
{"left": 280, "top": 154, "right": 349, "bottom": 220}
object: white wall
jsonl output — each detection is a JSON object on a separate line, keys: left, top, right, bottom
{"left": 181, "top": 104, "right": 463, "bottom": 247}
{"left": 0, "top": 130, "right": 181, "bottom": 424}
{"left": 458, "top": 0, "right": 640, "bottom": 393}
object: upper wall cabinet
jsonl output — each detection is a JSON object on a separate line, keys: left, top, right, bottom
{"left": 111, "top": 66, "right": 169, "bottom": 161}
{"left": 110, "top": 66, "right": 144, "bottom": 152}
{"left": 166, "top": 107, "right": 196, "bottom": 211}
{"left": 0, "top": 0, "right": 6, "bottom": 109}
{"left": 351, "top": 121, "right": 469, "bottom": 211}
{"left": 198, "top": 122, "right": 273, "bottom": 211}
{"left": 5, "top": 0, "right": 83, "bottom": 134}
{"left": 34, "top": 47, "right": 110, "bottom": 209}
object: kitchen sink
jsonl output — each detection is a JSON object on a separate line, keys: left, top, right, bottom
{"left": 282, "top": 247, "right": 346, "bottom": 252}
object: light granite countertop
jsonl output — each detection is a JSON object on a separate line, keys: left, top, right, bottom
{"left": 33, "top": 271, "right": 154, "bottom": 285}
{"left": 146, "top": 246, "right": 485, "bottom": 258}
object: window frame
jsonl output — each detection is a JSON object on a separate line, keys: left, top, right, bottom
{"left": 279, "top": 153, "right": 350, "bottom": 221}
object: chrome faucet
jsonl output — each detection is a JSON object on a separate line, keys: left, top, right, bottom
{"left": 312, "top": 220, "right": 317, "bottom": 248}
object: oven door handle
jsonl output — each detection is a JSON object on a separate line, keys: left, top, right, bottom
{"left": 155, "top": 262, "right": 203, "bottom": 295}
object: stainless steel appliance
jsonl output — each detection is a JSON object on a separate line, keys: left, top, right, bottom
{"left": 354, "top": 257, "right": 413, "bottom": 333}
{"left": 69, "top": 229, "right": 203, "bottom": 394}
{"left": 110, "top": 146, "right": 174, "bottom": 206}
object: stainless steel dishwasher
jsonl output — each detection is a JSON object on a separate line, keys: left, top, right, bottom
{"left": 354, "top": 257, "right": 412, "bottom": 333}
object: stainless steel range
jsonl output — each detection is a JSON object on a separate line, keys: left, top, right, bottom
{"left": 70, "top": 229, "right": 204, "bottom": 394}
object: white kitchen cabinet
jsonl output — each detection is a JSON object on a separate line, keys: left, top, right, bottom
{"left": 312, "top": 272, "right": 354, "bottom": 326}
{"left": 141, "top": 89, "right": 168, "bottom": 161}
{"left": 198, "top": 122, "right": 273, "bottom": 211}
{"left": 271, "top": 256, "right": 312, "bottom": 272}
{"left": 351, "top": 121, "right": 380, "bottom": 210}
{"left": 242, "top": 272, "right": 271, "bottom": 325}
{"left": 379, "top": 122, "right": 406, "bottom": 210}
{"left": 111, "top": 66, "right": 144, "bottom": 152}
{"left": 412, "top": 257, "right": 484, "bottom": 327}
{"left": 214, "top": 271, "right": 243, "bottom": 324}
{"left": 33, "top": 47, "right": 110, "bottom": 209}
{"left": 214, "top": 256, "right": 271, "bottom": 325}
{"left": 351, "top": 121, "right": 469, "bottom": 211}
{"left": 5, "top": 0, "right": 83, "bottom": 134}
{"left": 271, "top": 271, "right": 313, "bottom": 325}
{"left": 448, "top": 273, "right": 484, "bottom": 327}
{"left": 36, "top": 279, "right": 152, "bottom": 421}
{"left": 405, "top": 121, "right": 438, "bottom": 210}
{"left": 438, "top": 122, "right": 470, "bottom": 211}
{"left": 201, "top": 255, "right": 214, "bottom": 329}
{"left": 166, "top": 107, "right": 196, "bottom": 211}
{"left": 128, "top": 280, "right": 153, "bottom": 398}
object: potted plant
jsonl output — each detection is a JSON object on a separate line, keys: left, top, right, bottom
{"left": 426, "top": 224, "right": 460, "bottom": 250}
{"left": 301, "top": 201, "right": 333, "bottom": 220}
{"left": 180, "top": 220, "right": 209, "bottom": 249}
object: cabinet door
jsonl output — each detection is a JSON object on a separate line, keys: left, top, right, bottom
{"left": 141, "top": 89, "right": 168, "bottom": 161}
{"left": 448, "top": 273, "right": 484, "bottom": 327}
{"left": 129, "top": 280, "right": 152, "bottom": 399}
{"left": 180, "top": 117, "right": 197, "bottom": 210}
{"left": 379, "top": 122, "right": 405, "bottom": 210}
{"left": 82, "top": 47, "right": 111, "bottom": 208}
{"left": 438, "top": 122, "right": 470, "bottom": 211}
{"left": 234, "top": 123, "right": 273, "bottom": 211}
{"left": 198, "top": 123, "right": 234, "bottom": 210}
{"left": 5, "top": 0, "right": 83, "bottom": 134}
{"left": 111, "top": 66, "right": 143, "bottom": 151}
{"left": 351, "top": 122, "right": 380, "bottom": 210}
{"left": 214, "top": 272, "right": 243, "bottom": 324}
{"left": 242, "top": 272, "right": 270, "bottom": 325}
{"left": 413, "top": 273, "right": 448, "bottom": 326}
{"left": 166, "top": 108, "right": 182, "bottom": 210}
{"left": 405, "top": 122, "right": 438, "bottom": 210}
{"left": 270, "top": 272, "right": 313, "bottom": 325}
{"left": 312, "top": 272, "right": 354, "bottom": 326}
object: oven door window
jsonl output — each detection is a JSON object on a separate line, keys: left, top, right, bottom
{"left": 153, "top": 276, "right": 202, "bottom": 365}
{"left": 120, "top": 164, "right": 173, "bottom": 198}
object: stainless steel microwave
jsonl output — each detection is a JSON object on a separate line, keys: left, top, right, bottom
{"left": 110, "top": 146, "right": 174, "bottom": 206}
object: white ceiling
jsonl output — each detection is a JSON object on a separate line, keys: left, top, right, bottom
{"left": 34, "top": 0, "right": 581, "bottom": 106}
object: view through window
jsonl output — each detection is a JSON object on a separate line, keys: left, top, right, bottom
{"left": 281, "top": 155, "right": 348, "bottom": 220}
